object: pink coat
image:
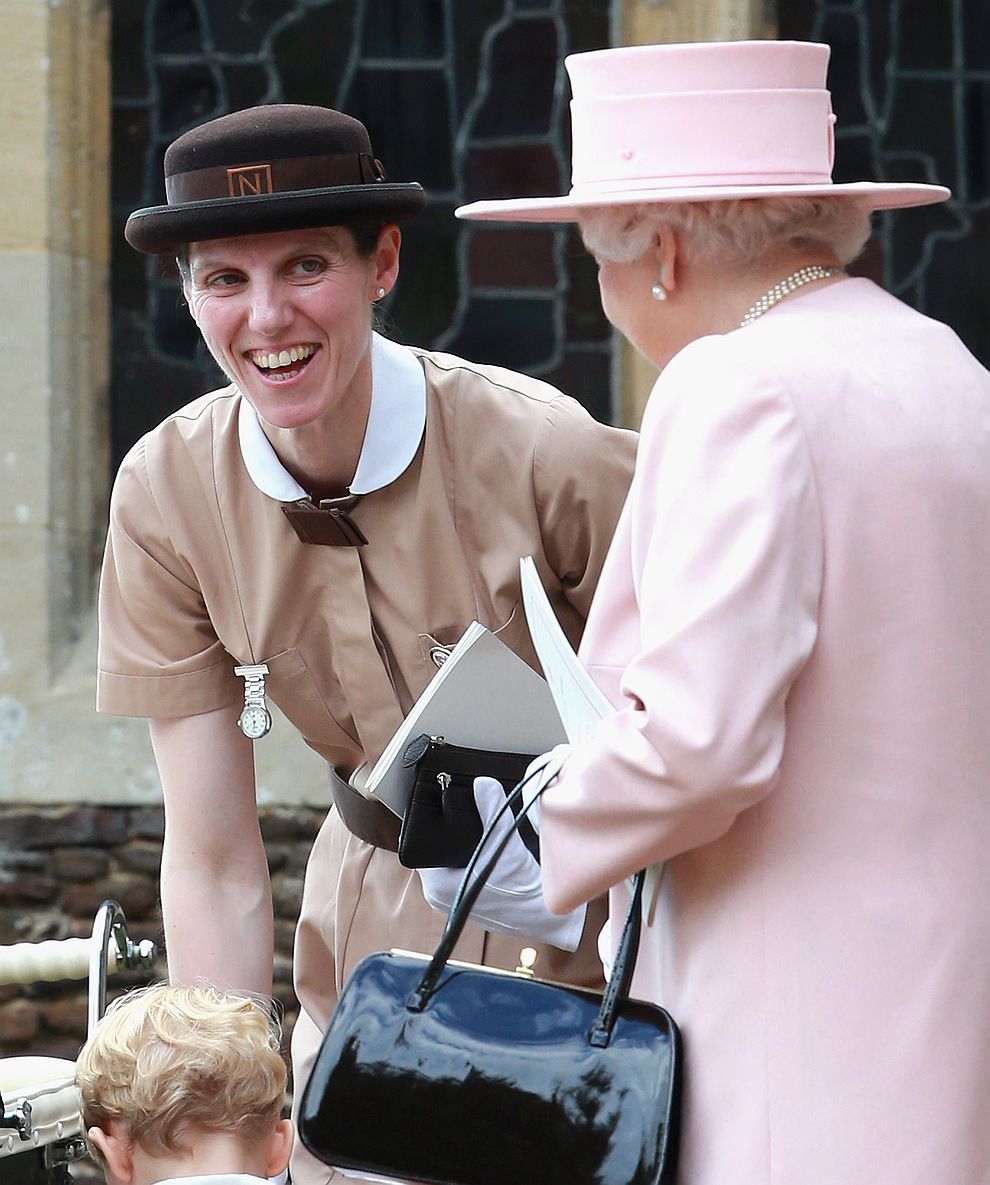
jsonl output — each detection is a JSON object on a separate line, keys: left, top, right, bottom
{"left": 540, "top": 278, "right": 990, "bottom": 1184}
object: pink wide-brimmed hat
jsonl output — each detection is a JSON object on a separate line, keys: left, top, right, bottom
{"left": 455, "top": 40, "right": 949, "bottom": 223}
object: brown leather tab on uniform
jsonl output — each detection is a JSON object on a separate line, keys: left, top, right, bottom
{"left": 328, "top": 767, "right": 401, "bottom": 851}
{"left": 281, "top": 497, "right": 369, "bottom": 546}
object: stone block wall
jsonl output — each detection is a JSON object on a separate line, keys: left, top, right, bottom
{"left": 0, "top": 802, "right": 325, "bottom": 1056}
{"left": 1, "top": 803, "right": 326, "bottom": 1181}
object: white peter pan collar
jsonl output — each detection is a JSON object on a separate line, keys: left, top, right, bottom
{"left": 155, "top": 1176, "right": 272, "bottom": 1185}
{"left": 237, "top": 332, "right": 427, "bottom": 500}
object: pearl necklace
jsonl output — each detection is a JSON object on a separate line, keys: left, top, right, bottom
{"left": 739, "top": 265, "right": 843, "bottom": 328}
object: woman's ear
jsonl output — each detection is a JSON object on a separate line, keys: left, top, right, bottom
{"left": 371, "top": 224, "right": 402, "bottom": 299}
{"left": 655, "top": 229, "right": 678, "bottom": 296}
{"left": 264, "top": 1117, "right": 295, "bottom": 1177}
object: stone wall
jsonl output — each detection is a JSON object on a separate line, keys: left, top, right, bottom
{"left": 0, "top": 0, "right": 113, "bottom": 786}
{"left": 1, "top": 802, "right": 325, "bottom": 1179}
{"left": 0, "top": 803, "right": 324, "bottom": 1061}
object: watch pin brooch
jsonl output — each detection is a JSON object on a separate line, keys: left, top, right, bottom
{"left": 233, "top": 662, "right": 273, "bottom": 740}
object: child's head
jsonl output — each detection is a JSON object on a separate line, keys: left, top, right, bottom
{"left": 75, "top": 983, "right": 291, "bottom": 1184}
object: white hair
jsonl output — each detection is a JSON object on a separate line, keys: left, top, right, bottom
{"left": 577, "top": 196, "right": 873, "bottom": 268}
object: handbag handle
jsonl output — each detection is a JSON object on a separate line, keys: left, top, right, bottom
{"left": 407, "top": 769, "right": 647, "bottom": 1048}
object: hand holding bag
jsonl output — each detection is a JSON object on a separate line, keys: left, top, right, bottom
{"left": 397, "top": 733, "right": 540, "bottom": 868}
{"left": 298, "top": 777, "right": 682, "bottom": 1185}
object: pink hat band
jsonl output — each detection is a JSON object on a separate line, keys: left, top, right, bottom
{"left": 570, "top": 89, "right": 836, "bottom": 194}
{"left": 455, "top": 40, "right": 950, "bottom": 222}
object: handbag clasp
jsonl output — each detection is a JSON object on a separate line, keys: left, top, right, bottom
{"left": 514, "top": 947, "right": 538, "bottom": 978}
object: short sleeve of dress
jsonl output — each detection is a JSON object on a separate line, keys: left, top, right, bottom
{"left": 97, "top": 441, "right": 240, "bottom": 718}
{"left": 532, "top": 397, "right": 637, "bottom": 619}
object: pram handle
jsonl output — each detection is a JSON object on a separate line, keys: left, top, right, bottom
{"left": 0, "top": 901, "right": 156, "bottom": 1034}
{"left": 0, "top": 938, "right": 97, "bottom": 985}
{"left": 0, "top": 901, "right": 156, "bottom": 1181}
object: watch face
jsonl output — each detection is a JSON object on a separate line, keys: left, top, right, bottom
{"left": 238, "top": 703, "right": 272, "bottom": 740}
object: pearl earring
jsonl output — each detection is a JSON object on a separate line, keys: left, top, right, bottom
{"left": 375, "top": 287, "right": 387, "bottom": 299}
{"left": 651, "top": 281, "right": 667, "bottom": 302}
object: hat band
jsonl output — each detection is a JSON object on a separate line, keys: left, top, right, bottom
{"left": 165, "top": 152, "right": 387, "bottom": 205}
{"left": 568, "top": 171, "right": 835, "bottom": 195}
{"left": 570, "top": 90, "right": 836, "bottom": 192}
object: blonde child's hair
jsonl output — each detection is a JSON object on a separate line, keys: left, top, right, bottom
{"left": 75, "top": 983, "right": 286, "bottom": 1157}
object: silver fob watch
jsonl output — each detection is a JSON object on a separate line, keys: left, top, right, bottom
{"left": 233, "top": 663, "right": 272, "bottom": 739}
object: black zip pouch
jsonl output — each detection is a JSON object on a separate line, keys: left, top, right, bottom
{"left": 397, "top": 734, "right": 541, "bottom": 869}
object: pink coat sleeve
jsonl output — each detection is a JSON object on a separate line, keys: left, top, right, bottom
{"left": 540, "top": 338, "right": 824, "bottom": 913}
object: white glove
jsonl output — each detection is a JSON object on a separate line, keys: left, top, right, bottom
{"left": 417, "top": 773, "right": 586, "bottom": 951}
{"left": 517, "top": 743, "right": 573, "bottom": 832}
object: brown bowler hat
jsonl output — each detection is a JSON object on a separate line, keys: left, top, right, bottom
{"left": 124, "top": 104, "right": 427, "bottom": 254}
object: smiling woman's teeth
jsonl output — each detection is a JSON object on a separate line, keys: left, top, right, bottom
{"left": 251, "top": 344, "right": 316, "bottom": 369}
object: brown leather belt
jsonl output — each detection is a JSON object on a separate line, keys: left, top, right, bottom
{"left": 328, "top": 767, "right": 401, "bottom": 852}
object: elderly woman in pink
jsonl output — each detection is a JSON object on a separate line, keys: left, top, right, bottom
{"left": 424, "top": 39, "right": 990, "bottom": 1184}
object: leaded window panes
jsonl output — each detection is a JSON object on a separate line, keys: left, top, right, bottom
{"left": 111, "top": 0, "right": 613, "bottom": 470}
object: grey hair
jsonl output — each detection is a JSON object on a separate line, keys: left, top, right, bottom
{"left": 577, "top": 196, "right": 873, "bottom": 268}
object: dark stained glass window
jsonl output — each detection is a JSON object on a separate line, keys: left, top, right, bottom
{"left": 110, "top": 0, "right": 613, "bottom": 472}
{"left": 779, "top": 0, "right": 990, "bottom": 369}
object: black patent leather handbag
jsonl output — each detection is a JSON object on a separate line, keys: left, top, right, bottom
{"left": 298, "top": 780, "right": 683, "bottom": 1185}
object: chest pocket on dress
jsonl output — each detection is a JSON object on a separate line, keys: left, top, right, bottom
{"left": 418, "top": 602, "right": 536, "bottom": 672}
{"left": 262, "top": 648, "right": 360, "bottom": 750}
